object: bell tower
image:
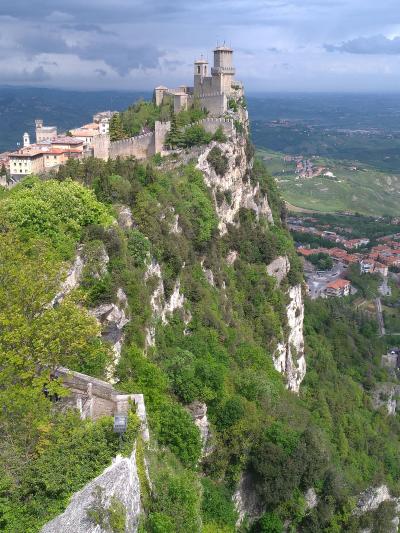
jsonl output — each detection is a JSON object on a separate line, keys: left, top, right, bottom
{"left": 194, "top": 56, "right": 209, "bottom": 93}
{"left": 23, "top": 132, "right": 30, "bottom": 147}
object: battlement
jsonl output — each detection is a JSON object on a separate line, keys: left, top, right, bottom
{"left": 92, "top": 117, "right": 236, "bottom": 162}
{"left": 112, "top": 132, "right": 154, "bottom": 145}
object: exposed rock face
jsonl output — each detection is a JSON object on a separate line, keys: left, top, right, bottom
{"left": 51, "top": 250, "right": 85, "bottom": 306}
{"left": 372, "top": 383, "right": 400, "bottom": 415}
{"left": 197, "top": 136, "right": 273, "bottom": 235}
{"left": 201, "top": 259, "right": 215, "bottom": 287}
{"left": 41, "top": 446, "right": 141, "bottom": 533}
{"left": 170, "top": 213, "right": 182, "bottom": 235}
{"left": 144, "top": 259, "right": 190, "bottom": 347}
{"left": 267, "top": 256, "right": 290, "bottom": 286}
{"left": 226, "top": 250, "right": 239, "bottom": 266}
{"left": 89, "top": 288, "right": 130, "bottom": 376}
{"left": 305, "top": 488, "right": 318, "bottom": 510}
{"left": 116, "top": 205, "right": 135, "bottom": 230}
{"left": 52, "top": 244, "right": 110, "bottom": 307}
{"left": 233, "top": 472, "right": 263, "bottom": 526}
{"left": 354, "top": 485, "right": 400, "bottom": 533}
{"left": 273, "top": 284, "right": 306, "bottom": 393}
{"left": 354, "top": 485, "right": 392, "bottom": 515}
{"left": 187, "top": 401, "right": 212, "bottom": 455}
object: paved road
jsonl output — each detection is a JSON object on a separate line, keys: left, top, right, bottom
{"left": 306, "top": 261, "right": 346, "bottom": 299}
{"left": 375, "top": 297, "right": 386, "bottom": 336}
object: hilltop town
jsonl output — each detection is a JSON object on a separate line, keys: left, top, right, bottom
{"left": 1, "top": 45, "right": 243, "bottom": 184}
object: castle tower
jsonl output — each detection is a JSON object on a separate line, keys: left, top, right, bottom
{"left": 194, "top": 56, "right": 209, "bottom": 94}
{"left": 23, "top": 132, "right": 30, "bottom": 147}
{"left": 211, "top": 45, "right": 235, "bottom": 95}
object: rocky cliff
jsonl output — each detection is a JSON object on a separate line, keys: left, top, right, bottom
{"left": 41, "top": 446, "right": 141, "bottom": 533}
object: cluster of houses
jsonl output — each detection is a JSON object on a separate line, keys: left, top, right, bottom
{"left": 4, "top": 111, "right": 116, "bottom": 183}
{"left": 289, "top": 220, "right": 370, "bottom": 250}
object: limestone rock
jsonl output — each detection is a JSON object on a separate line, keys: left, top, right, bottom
{"left": 187, "top": 401, "right": 212, "bottom": 455}
{"left": 305, "top": 488, "right": 318, "bottom": 510}
{"left": 144, "top": 259, "right": 190, "bottom": 348}
{"left": 41, "top": 446, "right": 141, "bottom": 533}
{"left": 226, "top": 250, "right": 239, "bottom": 265}
{"left": 233, "top": 472, "right": 263, "bottom": 526}
{"left": 372, "top": 383, "right": 400, "bottom": 415}
{"left": 266, "top": 256, "right": 290, "bottom": 286}
{"left": 89, "top": 288, "right": 130, "bottom": 376}
{"left": 354, "top": 485, "right": 392, "bottom": 515}
{"left": 52, "top": 243, "right": 110, "bottom": 307}
{"left": 197, "top": 134, "right": 274, "bottom": 235}
{"left": 273, "top": 284, "right": 306, "bottom": 393}
{"left": 51, "top": 249, "right": 85, "bottom": 306}
{"left": 116, "top": 205, "right": 135, "bottom": 230}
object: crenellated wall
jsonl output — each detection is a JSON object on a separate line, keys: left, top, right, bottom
{"left": 91, "top": 118, "right": 234, "bottom": 162}
{"left": 109, "top": 132, "right": 154, "bottom": 160}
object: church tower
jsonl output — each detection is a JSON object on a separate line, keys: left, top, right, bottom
{"left": 23, "top": 132, "right": 30, "bottom": 147}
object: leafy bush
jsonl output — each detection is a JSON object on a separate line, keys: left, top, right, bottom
{"left": 127, "top": 228, "right": 151, "bottom": 267}
{"left": 251, "top": 512, "right": 283, "bottom": 533}
{"left": 157, "top": 402, "right": 202, "bottom": 468}
{"left": 212, "top": 126, "right": 227, "bottom": 143}
{"left": 308, "top": 252, "right": 334, "bottom": 271}
{"left": 0, "top": 178, "right": 112, "bottom": 255}
{"left": 201, "top": 478, "right": 237, "bottom": 528}
{"left": 207, "top": 146, "right": 229, "bottom": 176}
{"left": 144, "top": 453, "right": 202, "bottom": 533}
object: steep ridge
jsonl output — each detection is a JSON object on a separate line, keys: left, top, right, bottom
{"left": 4, "top": 92, "right": 400, "bottom": 533}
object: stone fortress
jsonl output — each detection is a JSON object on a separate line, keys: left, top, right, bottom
{"left": 154, "top": 44, "right": 243, "bottom": 115}
{"left": 91, "top": 44, "right": 243, "bottom": 161}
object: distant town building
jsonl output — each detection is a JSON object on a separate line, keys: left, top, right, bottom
{"left": 35, "top": 119, "right": 57, "bottom": 143}
{"left": 325, "top": 279, "right": 351, "bottom": 298}
{"left": 69, "top": 123, "right": 100, "bottom": 145}
{"left": 9, "top": 147, "right": 45, "bottom": 179}
{"left": 23, "top": 132, "right": 30, "bottom": 147}
{"left": 93, "top": 111, "right": 116, "bottom": 135}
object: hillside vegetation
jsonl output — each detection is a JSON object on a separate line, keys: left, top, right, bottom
{"left": 0, "top": 102, "right": 400, "bottom": 533}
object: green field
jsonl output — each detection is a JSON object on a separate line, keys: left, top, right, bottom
{"left": 258, "top": 148, "right": 400, "bottom": 216}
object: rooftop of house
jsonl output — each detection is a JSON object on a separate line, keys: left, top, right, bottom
{"left": 326, "top": 279, "right": 350, "bottom": 290}
{"left": 52, "top": 137, "right": 84, "bottom": 145}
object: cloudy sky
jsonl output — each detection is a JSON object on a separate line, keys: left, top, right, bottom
{"left": 2, "top": 0, "right": 400, "bottom": 92}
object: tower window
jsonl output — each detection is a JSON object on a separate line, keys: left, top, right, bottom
{"left": 197, "top": 66, "right": 201, "bottom": 74}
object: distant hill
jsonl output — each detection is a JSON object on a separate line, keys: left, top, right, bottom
{"left": 0, "top": 86, "right": 150, "bottom": 152}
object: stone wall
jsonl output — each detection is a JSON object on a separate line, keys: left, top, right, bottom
{"left": 91, "top": 121, "right": 173, "bottom": 161}
{"left": 91, "top": 134, "right": 111, "bottom": 160}
{"left": 197, "top": 117, "right": 235, "bottom": 137}
{"left": 154, "top": 120, "right": 171, "bottom": 154}
{"left": 188, "top": 92, "right": 227, "bottom": 116}
{"left": 109, "top": 132, "right": 154, "bottom": 160}
{"left": 54, "top": 367, "right": 149, "bottom": 442}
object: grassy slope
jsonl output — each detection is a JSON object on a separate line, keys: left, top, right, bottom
{"left": 258, "top": 148, "right": 400, "bottom": 216}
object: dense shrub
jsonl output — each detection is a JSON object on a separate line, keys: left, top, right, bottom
{"left": 207, "top": 146, "right": 229, "bottom": 176}
{"left": 0, "top": 178, "right": 112, "bottom": 256}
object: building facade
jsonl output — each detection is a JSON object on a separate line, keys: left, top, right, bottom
{"left": 35, "top": 120, "right": 58, "bottom": 143}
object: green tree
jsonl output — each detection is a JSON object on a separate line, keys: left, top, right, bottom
{"left": 109, "top": 113, "right": 127, "bottom": 141}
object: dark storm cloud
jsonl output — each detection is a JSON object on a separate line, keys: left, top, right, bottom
{"left": 3, "top": 0, "right": 400, "bottom": 90}
{"left": 325, "top": 35, "right": 400, "bottom": 55}
{"left": 79, "top": 44, "right": 164, "bottom": 75}
{"left": 13, "top": 26, "right": 164, "bottom": 75}
{"left": 2, "top": 66, "right": 51, "bottom": 82}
